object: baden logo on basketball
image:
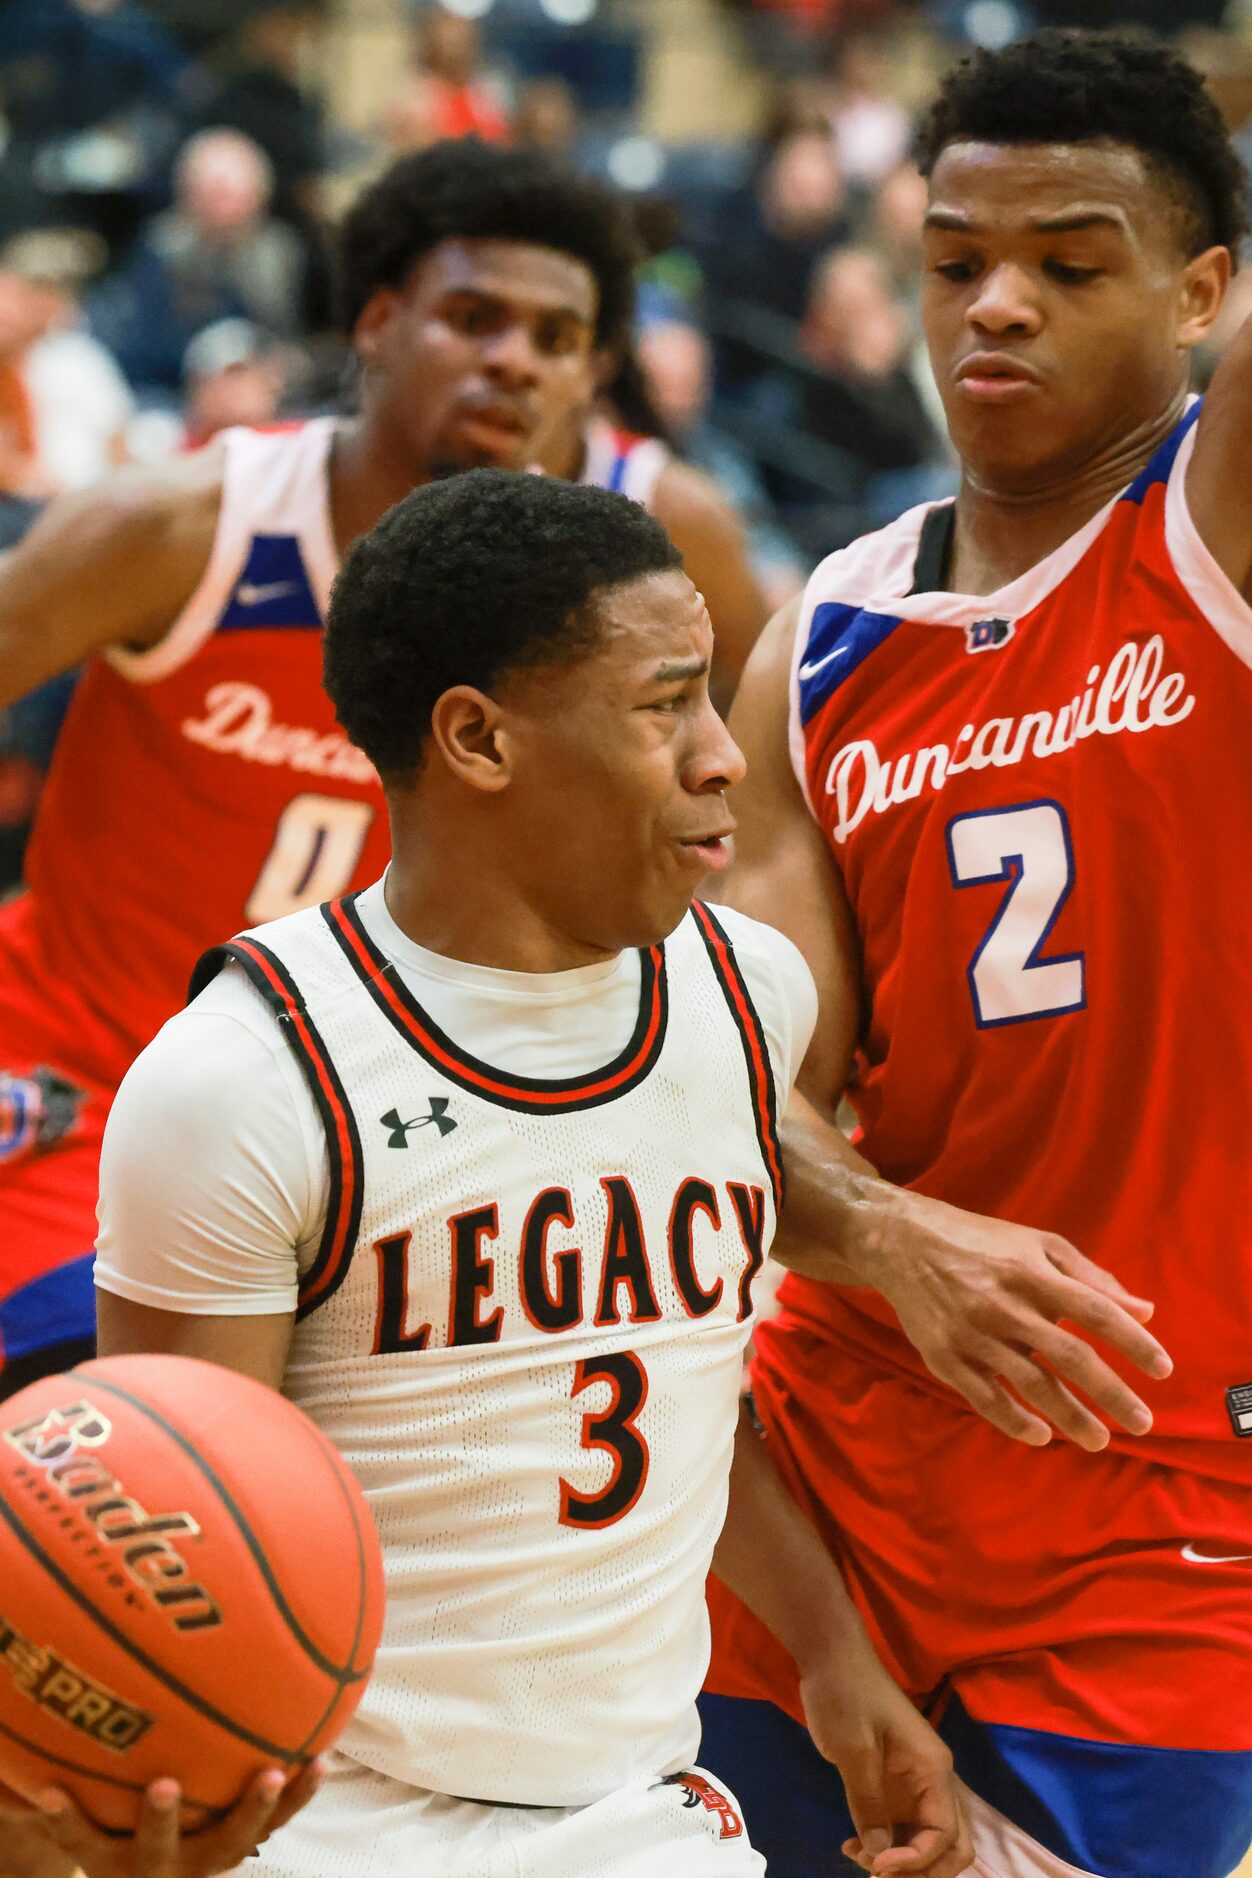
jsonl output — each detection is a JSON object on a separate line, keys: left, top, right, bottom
{"left": 5, "top": 1403, "right": 222, "bottom": 1633}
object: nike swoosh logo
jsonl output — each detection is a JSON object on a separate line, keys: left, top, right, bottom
{"left": 1180, "top": 1543, "right": 1252, "bottom": 1564}
{"left": 235, "top": 580, "right": 301, "bottom": 607}
{"left": 798, "top": 645, "right": 850, "bottom": 682}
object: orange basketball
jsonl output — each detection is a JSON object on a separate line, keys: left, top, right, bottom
{"left": 0, "top": 1353, "right": 385, "bottom": 1832}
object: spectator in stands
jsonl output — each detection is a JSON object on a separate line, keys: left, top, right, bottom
{"left": 382, "top": 5, "right": 509, "bottom": 153}
{"left": 194, "top": 0, "right": 327, "bottom": 229}
{"left": 86, "top": 128, "right": 308, "bottom": 390}
{"left": 704, "top": 125, "right": 852, "bottom": 332}
{"left": 821, "top": 30, "right": 913, "bottom": 186}
{"left": 512, "top": 78, "right": 579, "bottom": 157}
{"left": 182, "top": 317, "right": 292, "bottom": 447}
{"left": 0, "top": 228, "right": 131, "bottom": 496}
{"left": 637, "top": 317, "right": 806, "bottom": 607}
{"left": 799, "top": 244, "right": 948, "bottom": 515}
{"left": 866, "top": 158, "right": 928, "bottom": 308}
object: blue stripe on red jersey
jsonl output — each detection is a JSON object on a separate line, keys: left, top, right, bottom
{"left": 1120, "top": 400, "right": 1202, "bottom": 507}
{"left": 796, "top": 604, "right": 903, "bottom": 728}
{"left": 218, "top": 534, "right": 322, "bottom": 630}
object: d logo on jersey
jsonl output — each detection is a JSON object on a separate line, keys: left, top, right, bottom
{"left": 664, "top": 1773, "right": 744, "bottom": 1839}
{"left": 0, "top": 1068, "right": 85, "bottom": 1166}
{"left": 966, "top": 616, "right": 1015, "bottom": 653}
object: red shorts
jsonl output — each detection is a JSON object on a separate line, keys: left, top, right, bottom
{"left": 708, "top": 1309, "right": 1252, "bottom": 1754}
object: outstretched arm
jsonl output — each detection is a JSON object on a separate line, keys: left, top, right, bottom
{"left": 0, "top": 448, "right": 221, "bottom": 708}
{"left": 714, "top": 603, "right": 1173, "bottom": 1451}
{"left": 713, "top": 1405, "right": 971, "bottom": 1878}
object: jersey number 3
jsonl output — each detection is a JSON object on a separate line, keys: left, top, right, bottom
{"left": 559, "top": 1352, "right": 649, "bottom": 1530}
{"left": 946, "top": 799, "right": 1085, "bottom": 1027}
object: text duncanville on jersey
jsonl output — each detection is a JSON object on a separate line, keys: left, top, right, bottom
{"left": 369, "top": 1175, "right": 768, "bottom": 1355}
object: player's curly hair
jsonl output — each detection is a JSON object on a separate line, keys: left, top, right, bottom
{"left": 337, "top": 139, "right": 640, "bottom": 350}
{"left": 324, "top": 469, "right": 683, "bottom": 780}
{"left": 918, "top": 29, "right": 1249, "bottom": 256}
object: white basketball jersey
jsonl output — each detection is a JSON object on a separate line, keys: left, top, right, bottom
{"left": 191, "top": 896, "right": 788, "bottom": 1808}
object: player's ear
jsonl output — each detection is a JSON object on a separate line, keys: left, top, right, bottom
{"left": 1175, "top": 244, "right": 1232, "bottom": 350}
{"left": 429, "top": 686, "right": 513, "bottom": 793}
{"left": 353, "top": 287, "right": 403, "bottom": 369}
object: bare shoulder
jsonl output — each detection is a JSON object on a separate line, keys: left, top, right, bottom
{"left": 651, "top": 458, "right": 741, "bottom": 541}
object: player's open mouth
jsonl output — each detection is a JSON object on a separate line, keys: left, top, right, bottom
{"left": 676, "top": 835, "right": 733, "bottom": 872}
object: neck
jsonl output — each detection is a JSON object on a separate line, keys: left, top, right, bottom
{"left": 327, "top": 412, "right": 433, "bottom": 558}
{"left": 383, "top": 838, "right": 619, "bottom": 974}
{"left": 950, "top": 389, "right": 1187, "bottom": 595}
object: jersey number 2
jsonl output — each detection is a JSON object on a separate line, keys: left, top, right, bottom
{"left": 246, "top": 794, "right": 375, "bottom": 924}
{"left": 946, "top": 799, "right": 1085, "bottom": 1027}
{"left": 559, "top": 1352, "right": 649, "bottom": 1530}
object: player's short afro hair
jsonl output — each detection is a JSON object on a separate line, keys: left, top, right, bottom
{"left": 337, "top": 138, "right": 640, "bottom": 349}
{"left": 918, "top": 29, "right": 1249, "bottom": 256}
{"left": 324, "top": 469, "right": 684, "bottom": 781}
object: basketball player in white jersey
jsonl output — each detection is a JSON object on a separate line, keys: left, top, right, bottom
{"left": 0, "top": 138, "right": 645, "bottom": 1425}
{"left": 537, "top": 349, "right": 770, "bottom": 702}
{"left": 14, "top": 473, "right": 972, "bottom": 1878}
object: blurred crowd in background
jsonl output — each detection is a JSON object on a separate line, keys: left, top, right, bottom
{"left": 2, "top": 0, "right": 1252, "bottom": 883}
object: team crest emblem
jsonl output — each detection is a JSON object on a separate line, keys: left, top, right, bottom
{"left": 965, "top": 616, "right": 1015, "bottom": 654}
{"left": 0, "top": 1068, "right": 85, "bottom": 1167}
{"left": 663, "top": 1772, "right": 743, "bottom": 1839}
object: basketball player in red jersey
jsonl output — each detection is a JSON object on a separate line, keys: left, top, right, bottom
{"left": 537, "top": 349, "right": 771, "bottom": 701}
{"left": 0, "top": 139, "right": 645, "bottom": 1397}
{"left": 695, "top": 31, "right": 1252, "bottom": 1878}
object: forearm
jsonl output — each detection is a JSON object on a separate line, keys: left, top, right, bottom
{"left": 773, "top": 1087, "right": 911, "bottom": 1288}
{"left": 713, "top": 1402, "right": 871, "bottom": 1672}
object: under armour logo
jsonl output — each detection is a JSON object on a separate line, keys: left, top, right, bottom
{"left": 380, "top": 1100, "right": 457, "bottom": 1147}
{"left": 965, "top": 616, "right": 1015, "bottom": 654}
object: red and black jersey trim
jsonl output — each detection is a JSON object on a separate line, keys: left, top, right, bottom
{"left": 319, "top": 894, "right": 668, "bottom": 1115}
{"left": 690, "top": 902, "right": 784, "bottom": 1213}
{"left": 190, "top": 939, "right": 363, "bottom": 1320}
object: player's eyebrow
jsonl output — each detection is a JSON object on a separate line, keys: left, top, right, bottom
{"left": 651, "top": 656, "right": 708, "bottom": 684}
{"left": 924, "top": 206, "right": 1128, "bottom": 235}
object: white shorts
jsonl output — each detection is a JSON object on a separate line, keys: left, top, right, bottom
{"left": 239, "top": 1754, "right": 767, "bottom": 1878}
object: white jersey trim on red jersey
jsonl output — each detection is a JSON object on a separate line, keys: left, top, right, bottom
{"left": 105, "top": 418, "right": 340, "bottom": 686}
{"left": 580, "top": 413, "right": 670, "bottom": 509}
{"left": 1164, "top": 417, "right": 1252, "bottom": 672}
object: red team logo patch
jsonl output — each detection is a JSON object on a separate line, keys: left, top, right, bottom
{"left": 666, "top": 1771, "right": 744, "bottom": 1839}
{"left": 0, "top": 1068, "right": 85, "bottom": 1167}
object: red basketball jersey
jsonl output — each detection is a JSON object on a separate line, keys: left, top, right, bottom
{"left": 787, "top": 403, "right": 1252, "bottom": 1469}
{"left": 0, "top": 421, "right": 390, "bottom": 1092}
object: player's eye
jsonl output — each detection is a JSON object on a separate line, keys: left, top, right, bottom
{"left": 537, "top": 321, "right": 582, "bottom": 357}
{"left": 446, "top": 300, "right": 498, "bottom": 334}
{"left": 1045, "top": 260, "right": 1100, "bottom": 284}
{"left": 933, "top": 257, "right": 979, "bottom": 283}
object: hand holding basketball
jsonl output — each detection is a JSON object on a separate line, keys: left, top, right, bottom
{"left": 32, "top": 1763, "right": 324, "bottom": 1878}
{"left": 0, "top": 1354, "right": 384, "bottom": 1836}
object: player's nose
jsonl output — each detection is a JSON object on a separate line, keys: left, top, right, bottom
{"left": 967, "top": 262, "right": 1043, "bottom": 336}
{"left": 481, "top": 322, "right": 543, "bottom": 387}
{"left": 687, "top": 700, "right": 747, "bottom": 793}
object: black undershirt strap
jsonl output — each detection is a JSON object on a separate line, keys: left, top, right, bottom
{"left": 908, "top": 501, "right": 956, "bottom": 595}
